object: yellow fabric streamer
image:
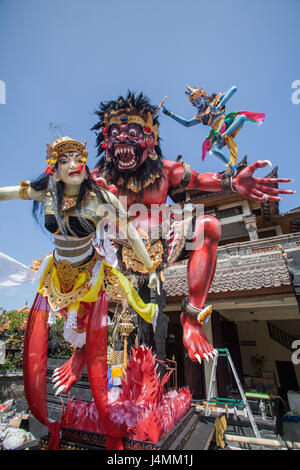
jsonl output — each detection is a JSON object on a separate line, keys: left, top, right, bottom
{"left": 224, "top": 127, "right": 241, "bottom": 168}
{"left": 105, "top": 263, "right": 157, "bottom": 324}
{"left": 111, "top": 366, "right": 124, "bottom": 378}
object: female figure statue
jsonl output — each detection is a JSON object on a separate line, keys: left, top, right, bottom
{"left": 0, "top": 136, "right": 160, "bottom": 448}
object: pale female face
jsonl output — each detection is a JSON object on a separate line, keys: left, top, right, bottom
{"left": 55, "top": 152, "right": 86, "bottom": 186}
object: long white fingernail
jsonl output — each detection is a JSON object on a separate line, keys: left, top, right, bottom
{"left": 53, "top": 380, "right": 61, "bottom": 390}
{"left": 264, "top": 160, "right": 272, "bottom": 168}
{"left": 55, "top": 385, "right": 65, "bottom": 396}
{"left": 203, "top": 353, "right": 209, "bottom": 362}
{"left": 195, "top": 354, "right": 202, "bottom": 364}
{"left": 208, "top": 352, "right": 214, "bottom": 360}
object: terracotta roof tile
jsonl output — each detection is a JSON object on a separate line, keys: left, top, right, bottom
{"left": 164, "top": 257, "right": 291, "bottom": 298}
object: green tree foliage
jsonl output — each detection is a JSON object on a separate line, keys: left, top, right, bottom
{"left": 48, "top": 317, "right": 73, "bottom": 359}
{"left": 0, "top": 308, "right": 28, "bottom": 371}
{"left": 0, "top": 309, "right": 73, "bottom": 371}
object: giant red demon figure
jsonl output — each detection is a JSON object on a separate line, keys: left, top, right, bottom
{"left": 91, "top": 91, "right": 294, "bottom": 364}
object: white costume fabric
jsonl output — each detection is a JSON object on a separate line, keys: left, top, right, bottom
{"left": 0, "top": 252, "right": 36, "bottom": 287}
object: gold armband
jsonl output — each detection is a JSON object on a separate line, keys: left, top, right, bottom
{"left": 19, "top": 180, "right": 31, "bottom": 200}
{"left": 144, "top": 264, "right": 155, "bottom": 273}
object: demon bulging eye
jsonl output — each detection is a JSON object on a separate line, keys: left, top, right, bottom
{"left": 128, "top": 128, "right": 137, "bottom": 137}
{"left": 111, "top": 128, "right": 119, "bottom": 137}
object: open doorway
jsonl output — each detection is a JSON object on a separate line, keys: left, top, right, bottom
{"left": 276, "top": 360, "right": 299, "bottom": 405}
{"left": 165, "top": 318, "right": 206, "bottom": 397}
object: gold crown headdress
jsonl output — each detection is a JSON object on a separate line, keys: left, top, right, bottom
{"left": 186, "top": 85, "right": 222, "bottom": 108}
{"left": 101, "top": 109, "right": 159, "bottom": 145}
{"left": 44, "top": 136, "right": 88, "bottom": 174}
{"left": 186, "top": 85, "right": 209, "bottom": 102}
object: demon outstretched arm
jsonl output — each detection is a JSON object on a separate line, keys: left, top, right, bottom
{"left": 167, "top": 159, "right": 294, "bottom": 203}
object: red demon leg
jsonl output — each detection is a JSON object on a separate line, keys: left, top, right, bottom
{"left": 23, "top": 293, "right": 61, "bottom": 449}
{"left": 181, "top": 216, "right": 221, "bottom": 362}
{"left": 86, "top": 290, "right": 125, "bottom": 450}
{"left": 52, "top": 347, "right": 86, "bottom": 395}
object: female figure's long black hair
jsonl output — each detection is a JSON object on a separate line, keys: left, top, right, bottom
{"left": 30, "top": 166, "right": 108, "bottom": 236}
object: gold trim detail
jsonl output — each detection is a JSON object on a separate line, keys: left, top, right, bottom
{"left": 54, "top": 234, "right": 93, "bottom": 248}
{"left": 42, "top": 252, "right": 98, "bottom": 310}
{"left": 105, "top": 113, "right": 148, "bottom": 127}
{"left": 46, "top": 136, "right": 87, "bottom": 160}
{"left": 38, "top": 440, "right": 86, "bottom": 451}
{"left": 117, "top": 172, "right": 161, "bottom": 193}
{"left": 29, "top": 257, "right": 44, "bottom": 272}
{"left": 55, "top": 258, "right": 79, "bottom": 291}
{"left": 19, "top": 181, "right": 31, "bottom": 200}
{"left": 103, "top": 110, "right": 159, "bottom": 145}
{"left": 61, "top": 191, "right": 95, "bottom": 211}
{"left": 211, "top": 115, "right": 225, "bottom": 132}
{"left": 64, "top": 211, "right": 100, "bottom": 226}
{"left": 55, "top": 244, "right": 93, "bottom": 258}
{"left": 121, "top": 230, "right": 163, "bottom": 274}
{"left": 103, "top": 265, "right": 127, "bottom": 301}
{"left": 45, "top": 136, "right": 88, "bottom": 173}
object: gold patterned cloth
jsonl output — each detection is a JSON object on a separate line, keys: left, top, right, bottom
{"left": 111, "top": 217, "right": 192, "bottom": 279}
{"left": 37, "top": 253, "right": 157, "bottom": 324}
{"left": 121, "top": 228, "right": 164, "bottom": 274}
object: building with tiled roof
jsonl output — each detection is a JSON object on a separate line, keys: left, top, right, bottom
{"left": 165, "top": 234, "right": 297, "bottom": 298}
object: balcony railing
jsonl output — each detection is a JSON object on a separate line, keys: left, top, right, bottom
{"left": 216, "top": 206, "right": 244, "bottom": 219}
{"left": 267, "top": 321, "right": 299, "bottom": 351}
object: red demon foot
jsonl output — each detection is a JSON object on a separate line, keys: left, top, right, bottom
{"left": 180, "top": 313, "right": 218, "bottom": 364}
{"left": 52, "top": 347, "right": 86, "bottom": 395}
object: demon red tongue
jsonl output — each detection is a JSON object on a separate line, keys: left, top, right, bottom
{"left": 119, "top": 152, "right": 133, "bottom": 162}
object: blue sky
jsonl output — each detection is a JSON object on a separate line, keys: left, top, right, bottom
{"left": 0, "top": 0, "right": 299, "bottom": 310}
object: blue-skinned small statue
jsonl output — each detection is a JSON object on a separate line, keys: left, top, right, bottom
{"left": 162, "top": 85, "right": 265, "bottom": 175}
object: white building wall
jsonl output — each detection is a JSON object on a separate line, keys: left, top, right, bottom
{"left": 237, "top": 320, "right": 300, "bottom": 388}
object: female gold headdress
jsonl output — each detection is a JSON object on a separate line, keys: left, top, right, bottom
{"left": 44, "top": 136, "right": 88, "bottom": 174}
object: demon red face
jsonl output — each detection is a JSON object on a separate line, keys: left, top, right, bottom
{"left": 105, "top": 121, "right": 156, "bottom": 172}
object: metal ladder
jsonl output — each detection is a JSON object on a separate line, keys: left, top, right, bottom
{"left": 205, "top": 348, "right": 261, "bottom": 439}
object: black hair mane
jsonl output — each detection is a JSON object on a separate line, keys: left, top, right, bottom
{"left": 91, "top": 91, "right": 165, "bottom": 191}
{"left": 91, "top": 90, "right": 163, "bottom": 159}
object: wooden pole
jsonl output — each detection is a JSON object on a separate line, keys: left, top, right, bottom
{"left": 225, "top": 434, "right": 300, "bottom": 449}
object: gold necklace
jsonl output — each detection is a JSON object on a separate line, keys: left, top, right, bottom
{"left": 61, "top": 194, "right": 78, "bottom": 211}
{"left": 117, "top": 172, "right": 161, "bottom": 193}
{"left": 61, "top": 191, "right": 95, "bottom": 211}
